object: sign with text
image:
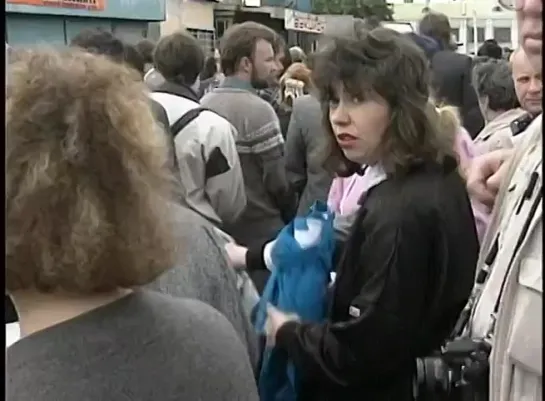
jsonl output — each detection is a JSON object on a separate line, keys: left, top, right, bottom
{"left": 284, "top": 9, "right": 325, "bottom": 34}
{"left": 7, "top": 0, "right": 105, "bottom": 10}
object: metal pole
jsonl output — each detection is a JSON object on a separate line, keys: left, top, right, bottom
{"left": 473, "top": 9, "right": 478, "bottom": 54}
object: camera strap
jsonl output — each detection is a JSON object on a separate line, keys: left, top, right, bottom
{"left": 456, "top": 164, "right": 542, "bottom": 340}
{"left": 486, "top": 185, "right": 542, "bottom": 338}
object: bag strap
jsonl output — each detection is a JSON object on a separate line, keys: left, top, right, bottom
{"left": 170, "top": 107, "right": 210, "bottom": 139}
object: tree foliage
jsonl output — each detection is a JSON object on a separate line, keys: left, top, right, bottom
{"left": 311, "top": 0, "right": 394, "bottom": 21}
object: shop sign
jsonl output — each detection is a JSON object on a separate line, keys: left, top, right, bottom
{"left": 284, "top": 9, "right": 325, "bottom": 34}
{"left": 7, "top": 0, "right": 105, "bottom": 10}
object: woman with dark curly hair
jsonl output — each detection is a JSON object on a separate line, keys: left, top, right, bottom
{"left": 227, "top": 27, "right": 479, "bottom": 401}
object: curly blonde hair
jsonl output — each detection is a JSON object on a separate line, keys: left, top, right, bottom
{"left": 6, "top": 49, "right": 181, "bottom": 293}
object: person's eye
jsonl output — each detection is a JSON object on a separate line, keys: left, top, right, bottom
{"left": 352, "top": 96, "right": 364, "bottom": 104}
{"left": 329, "top": 98, "right": 339, "bottom": 108}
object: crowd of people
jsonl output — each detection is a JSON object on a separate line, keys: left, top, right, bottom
{"left": 5, "top": 0, "right": 542, "bottom": 400}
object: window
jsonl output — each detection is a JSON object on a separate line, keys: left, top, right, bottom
{"left": 493, "top": 27, "right": 511, "bottom": 43}
{"left": 187, "top": 28, "right": 215, "bottom": 57}
{"left": 451, "top": 28, "right": 460, "bottom": 43}
{"left": 214, "top": 19, "right": 232, "bottom": 48}
{"left": 467, "top": 27, "right": 485, "bottom": 43}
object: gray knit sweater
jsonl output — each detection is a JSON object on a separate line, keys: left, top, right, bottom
{"left": 7, "top": 291, "right": 259, "bottom": 401}
{"left": 145, "top": 207, "right": 259, "bottom": 370}
{"left": 201, "top": 77, "right": 297, "bottom": 247}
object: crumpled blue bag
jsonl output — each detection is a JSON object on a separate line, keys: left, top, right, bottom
{"left": 254, "top": 201, "right": 336, "bottom": 401}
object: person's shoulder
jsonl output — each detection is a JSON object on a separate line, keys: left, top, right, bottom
{"left": 136, "top": 290, "right": 235, "bottom": 336}
{"left": 198, "top": 107, "right": 233, "bottom": 131}
{"left": 166, "top": 206, "right": 229, "bottom": 270}
{"left": 146, "top": 206, "right": 239, "bottom": 300}
{"left": 372, "top": 161, "right": 464, "bottom": 217}
{"left": 252, "top": 92, "right": 278, "bottom": 115}
{"left": 432, "top": 50, "right": 470, "bottom": 68}
{"left": 143, "top": 290, "right": 227, "bottom": 323}
{"left": 134, "top": 290, "right": 258, "bottom": 396}
{"left": 292, "top": 94, "right": 321, "bottom": 114}
{"left": 200, "top": 89, "right": 224, "bottom": 105}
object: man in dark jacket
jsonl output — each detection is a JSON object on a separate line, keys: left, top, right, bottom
{"left": 418, "top": 12, "right": 485, "bottom": 138}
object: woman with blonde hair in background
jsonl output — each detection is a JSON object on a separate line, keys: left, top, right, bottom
{"left": 6, "top": 49, "right": 258, "bottom": 401}
{"left": 279, "top": 61, "right": 313, "bottom": 107}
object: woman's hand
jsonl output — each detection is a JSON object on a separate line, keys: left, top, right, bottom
{"left": 224, "top": 242, "right": 248, "bottom": 270}
{"left": 265, "top": 304, "right": 300, "bottom": 346}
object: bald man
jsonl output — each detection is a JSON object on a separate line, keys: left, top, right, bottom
{"left": 511, "top": 47, "right": 542, "bottom": 116}
{"left": 467, "top": 1, "right": 542, "bottom": 400}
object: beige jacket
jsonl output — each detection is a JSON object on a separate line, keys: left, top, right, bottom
{"left": 473, "top": 108, "right": 528, "bottom": 155}
{"left": 470, "top": 114, "right": 542, "bottom": 401}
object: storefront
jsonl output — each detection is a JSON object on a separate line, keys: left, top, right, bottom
{"left": 161, "top": 0, "right": 217, "bottom": 56}
{"left": 284, "top": 9, "right": 325, "bottom": 53}
{"left": 6, "top": 0, "right": 165, "bottom": 47}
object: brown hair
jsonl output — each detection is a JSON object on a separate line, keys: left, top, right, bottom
{"left": 312, "top": 27, "right": 458, "bottom": 177}
{"left": 281, "top": 62, "right": 313, "bottom": 88}
{"left": 219, "top": 21, "right": 277, "bottom": 76}
{"left": 153, "top": 30, "right": 205, "bottom": 85}
{"left": 418, "top": 12, "right": 454, "bottom": 50}
{"left": 136, "top": 39, "right": 156, "bottom": 64}
{"left": 6, "top": 49, "right": 181, "bottom": 294}
{"left": 279, "top": 62, "right": 314, "bottom": 106}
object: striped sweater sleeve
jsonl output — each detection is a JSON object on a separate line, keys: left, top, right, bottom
{"left": 240, "top": 101, "right": 296, "bottom": 222}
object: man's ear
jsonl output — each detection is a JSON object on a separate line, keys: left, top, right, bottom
{"left": 239, "top": 56, "right": 252, "bottom": 73}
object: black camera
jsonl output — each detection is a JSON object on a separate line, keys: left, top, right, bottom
{"left": 510, "top": 113, "right": 535, "bottom": 137}
{"left": 413, "top": 337, "right": 491, "bottom": 401}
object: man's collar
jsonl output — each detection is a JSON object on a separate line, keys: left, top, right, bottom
{"left": 155, "top": 80, "right": 200, "bottom": 103}
{"left": 220, "top": 76, "right": 256, "bottom": 93}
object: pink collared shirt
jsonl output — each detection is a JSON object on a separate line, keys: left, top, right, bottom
{"left": 328, "top": 128, "right": 490, "bottom": 242}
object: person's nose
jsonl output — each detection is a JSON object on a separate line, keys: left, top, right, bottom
{"left": 330, "top": 102, "right": 351, "bottom": 127}
{"left": 528, "top": 77, "right": 542, "bottom": 93}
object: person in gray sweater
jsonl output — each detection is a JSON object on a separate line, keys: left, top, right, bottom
{"left": 146, "top": 208, "right": 259, "bottom": 370}
{"left": 285, "top": 94, "right": 335, "bottom": 215}
{"left": 7, "top": 292, "right": 259, "bottom": 401}
{"left": 6, "top": 49, "right": 257, "bottom": 401}
{"left": 201, "top": 22, "right": 297, "bottom": 249}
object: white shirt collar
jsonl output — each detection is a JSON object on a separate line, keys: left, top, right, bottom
{"left": 361, "top": 164, "right": 387, "bottom": 194}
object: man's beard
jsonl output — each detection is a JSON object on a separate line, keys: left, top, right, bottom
{"left": 250, "top": 68, "right": 270, "bottom": 90}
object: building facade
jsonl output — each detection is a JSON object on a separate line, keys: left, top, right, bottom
{"left": 161, "top": 0, "right": 218, "bottom": 55}
{"left": 6, "top": 0, "right": 165, "bottom": 47}
{"left": 167, "top": 0, "right": 515, "bottom": 57}
{"left": 391, "top": 0, "right": 517, "bottom": 54}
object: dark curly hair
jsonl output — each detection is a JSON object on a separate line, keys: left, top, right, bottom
{"left": 312, "top": 27, "right": 458, "bottom": 177}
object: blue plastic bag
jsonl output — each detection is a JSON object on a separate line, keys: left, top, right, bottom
{"left": 254, "top": 201, "right": 336, "bottom": 401}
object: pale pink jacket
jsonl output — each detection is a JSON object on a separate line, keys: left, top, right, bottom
{"left": 328, "top": 128, "right": 490, "bottom": 242}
